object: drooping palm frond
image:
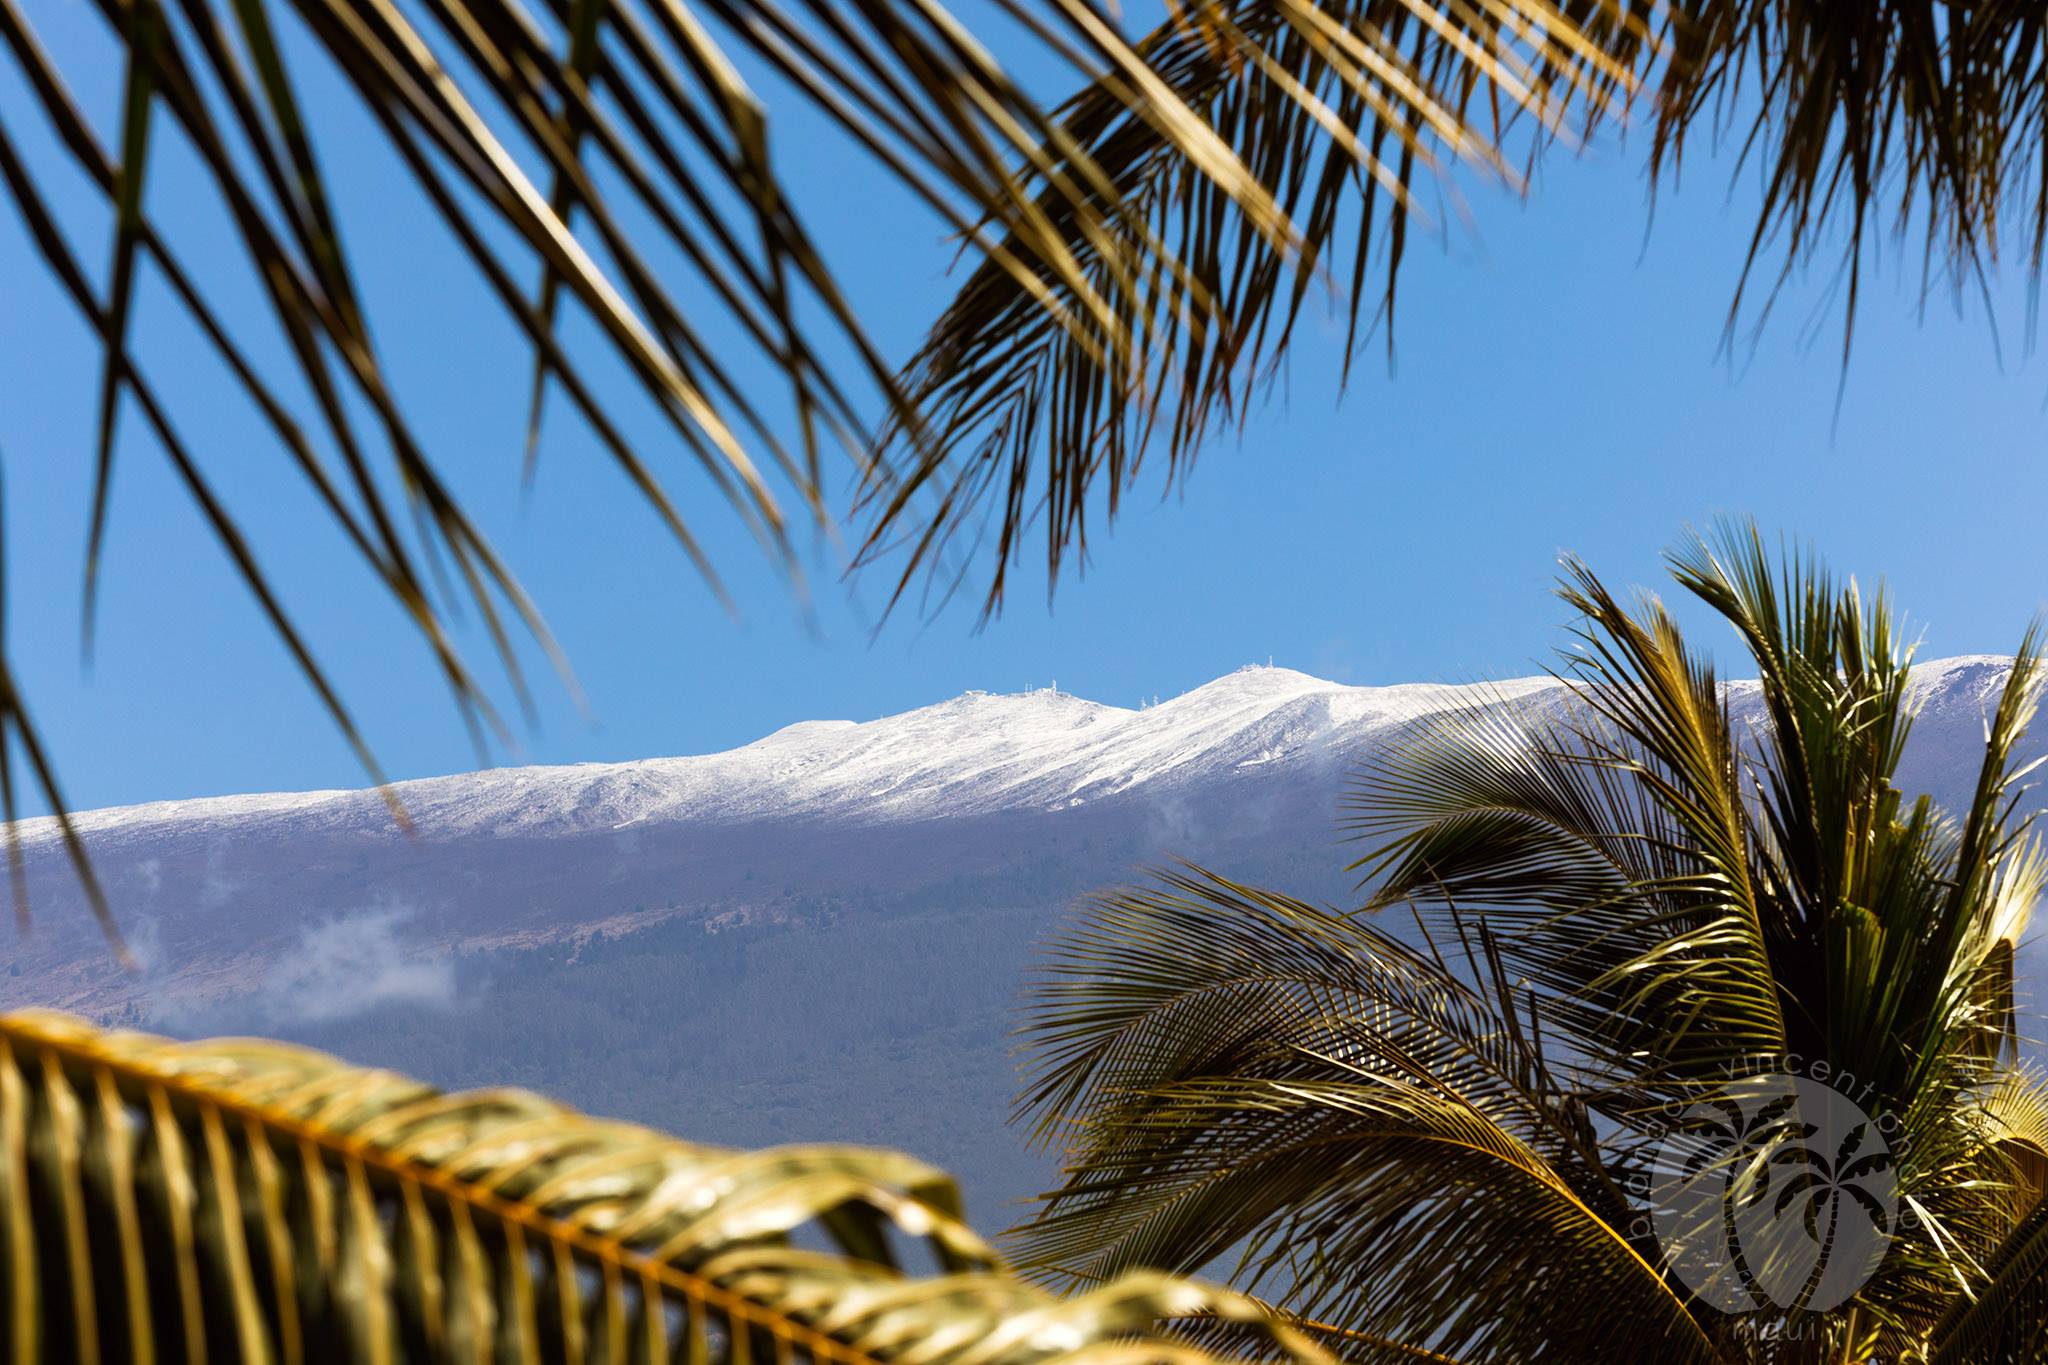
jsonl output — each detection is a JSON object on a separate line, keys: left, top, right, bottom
{"left": 0, "top": 0, "right": 1314, "bottom": 942}
{"left": 0, "top": 464, "right": 118, "bottom": 961}
{"left": 873, "top": 1, "right": 2048, "bottom": 618}
{"left": 1646, "top": 0, "right": 2048, "bottom": 355}
{"left": 857, "top": 0, "right": 1647, "bottom": 617}
{"left": 1928, "top": 1164, "right": 2048, "bottom": 1365}
{"left": 0, "top": 1008, "right": 1330, "bottom": 1364}
{"left": 1019, "top": 526, "right": 2048, "bottom": 1359}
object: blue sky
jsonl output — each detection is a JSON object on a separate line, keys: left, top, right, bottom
{"left": 4, "top": 4, "right": 2047, "bottom": 812}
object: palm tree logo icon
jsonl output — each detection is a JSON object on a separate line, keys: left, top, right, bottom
{"left": 1649, "top": 1073, "right": 1897, "bottom": 1315}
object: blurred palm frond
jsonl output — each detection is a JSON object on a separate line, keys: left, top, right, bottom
{"left": 0, "top": 1007, "right": 1331, "bottom": 1363}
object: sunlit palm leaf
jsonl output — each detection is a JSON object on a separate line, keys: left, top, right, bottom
{"left": 0, "top": 0, "right": 1307, "bottom": 939}
{"left": 0, "top": 1008, "right": 1329, "bottom": 1364}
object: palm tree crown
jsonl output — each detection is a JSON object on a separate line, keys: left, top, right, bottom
{"left": 1017, "top": 523, "right": 2048, "bottom": 1361}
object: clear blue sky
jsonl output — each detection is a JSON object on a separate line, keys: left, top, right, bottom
{"left": 5, "top": 4, "right": 2046, "bottom": 813}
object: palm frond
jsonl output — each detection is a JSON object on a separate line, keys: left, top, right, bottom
{"left": 855, "top": 0, "right": 1644, "bottom": 618}
{"left": 1166, "top": 1299, "right": 1474, "bottom": 1362}
{"left": 1347, "top": 521, "right": 2042, "bottom": 1115}
{"left": 0, "top": 1008, "right": 1329, "bottom": 1364}
{"left": 1647, "top": 0, "right": 2048, "bottom": 359}
{"left": 1013, "top": 866, "right": 1724, "bottom": 1363}
{"left": 0, "top": 454, "right": 122, "bottom": 961}
{"left": 1023, "top": 526, "right": 2048, "bottom": 1356}
{"left": 1345, "top": 560, "right": 1791, "bottom": 1104}
{"left": 0, "top": 0, "right": 1308, "bottom": 936}
{"left": 1927, "top": 1183, "right": 2048, "bottom": 1365}
{"left": 870, "top": 2, "right": 2048, "bottom": 618}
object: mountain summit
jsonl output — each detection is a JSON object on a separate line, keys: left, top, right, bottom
{"left": 19, "top": 664, "right": 1542, "bottom": 846}
{"left": 19, "top": 657, "right": 2015, "bottom": 853}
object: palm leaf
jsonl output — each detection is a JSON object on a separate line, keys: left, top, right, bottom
{"left": 1926, "top": 1189, "right": 2048, "bottom": 1365}
{"left": 1646, "top": 0, "right": 2048, "bottom": 359}
{"left": 1022, "top": 525, "right": 2048, "bottom": 1357}
{"left": 856, "top": 0, "right": 1642, "bottom": 618}
{"left": 1014, "top": 866, "right": 1724, "bottom": 1362}
{"left": 0, "top": 0, "right": 1318, "bottom": 937}
{"left": 872, "top": 2, "right": 2048, "bottom": 620}
{"left": 0, "top": 1008, "right": 1328, "bottom": 1364}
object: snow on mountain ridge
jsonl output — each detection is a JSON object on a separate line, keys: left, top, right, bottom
{"left": 18, "top": 657, "right": 2014, "bottom": 849}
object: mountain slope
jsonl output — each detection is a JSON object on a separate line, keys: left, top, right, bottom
{"left": 0, "top": 655, "right": 2033, "bottom": 1226}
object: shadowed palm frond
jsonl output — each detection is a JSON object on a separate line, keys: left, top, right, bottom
{"left": 0, "top": 1008, "right": 1330, "bottom": 1364}
{"left": 1646, "top": 0, "right": 2048, "bottom": 356}
{"left": 1014, "top": 866, "right": 1723, "bottom": 1363}
{"left": 1927, "top": 1186, "right": 2048, "bottom": 1365}
{"left": 1165, "top": 1300, "right": 1474, "bottom": 1362}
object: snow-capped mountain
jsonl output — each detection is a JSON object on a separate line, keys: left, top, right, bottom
{"left": 16, "top": 653, "right": 2015, "bottom": 851}
{"left": 0, "top": 655, "right": 2034, "bottom": 1224}
{"left": 18, "top": 666, "right": 1559, "bottom": 847}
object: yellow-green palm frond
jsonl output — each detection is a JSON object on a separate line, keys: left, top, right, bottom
{"left": 1984, "top": 1069, "right": 2048, "bottom": 1163}
{"left": 1013, "top": 866, "right": 1724, "bottom": 1363}
{"left": 1022, "top": 526, "right": 2048, "bottom": 1357}
{"left": 0, "top": 1009, "right": 1329, "bottom": 1365}
{"left": 1348, "top": 520, "right": 2044, "bottom": 1117}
